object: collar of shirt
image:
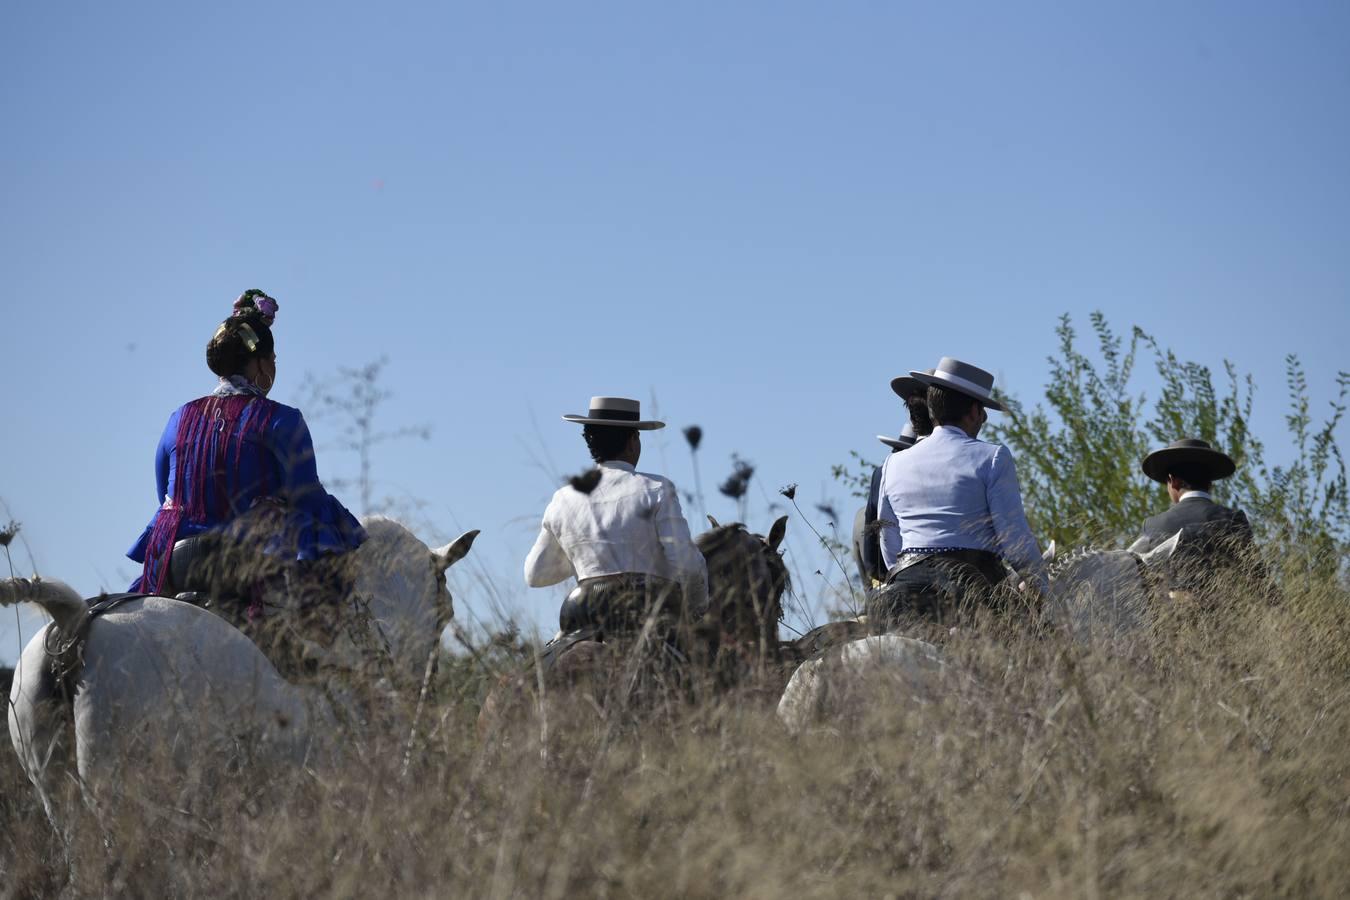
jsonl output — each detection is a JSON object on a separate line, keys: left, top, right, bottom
{"left": 932, "top": 424, "right": 971, "bottom": 440}
{"left": 599, "top": 460, "right": 635, "bottom": 472}
{"left": 1179, "top": 490, "right": 1213, "bottom": 502}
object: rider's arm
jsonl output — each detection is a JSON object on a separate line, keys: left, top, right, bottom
{"left": 277, "top": 412, "right": 339, "bottom": 511}
{"left": 877, "top": 457, "right": 902, "bottom": 570}
{"left": 154, "top": 411, "right": 175, "bottom": 505}
{"left": 987, "top": 446, "right": 1047, "bottom": 592}
{"left": 654, "top": 481, "right": 708, "bottom": 614}
{"left": 524, "top": 514, "right": 574, "bottom": 587}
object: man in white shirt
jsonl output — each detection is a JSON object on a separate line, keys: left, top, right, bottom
{"left": 524, "top": 396, "right": 708, "bottom": 637}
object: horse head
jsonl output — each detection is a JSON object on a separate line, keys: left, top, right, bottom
{"left": 341, "top": 517, "right": 479, "bottom": 687}
{"left": 696, "top": 514, "right": 790, "bottom": 673}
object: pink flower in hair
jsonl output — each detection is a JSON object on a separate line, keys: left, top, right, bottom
{"left": 233, "top": 290, "right": 279, "bottom": 326}
{"left": 254, "top": 294, "right": 278, "bottom": 325}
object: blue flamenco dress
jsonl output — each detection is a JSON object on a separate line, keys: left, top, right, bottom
{"left": 127, "top": 389, "right": 367, "bottom": 594}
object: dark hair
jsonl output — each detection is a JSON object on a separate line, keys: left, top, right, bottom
{"left": 1167, "top": 464, "right": 1214, "bottom": 493}
{"left": 927, "top": 384, "right": 979, "bottom": 426}
{"left": 206, "top": 312, "right": 275, "bottom": 377}
{"left": 905, "top": 394, "right": 934, "bottom": 437}
{"left": 582, "top": 424, "right": 635, "bottom": 463}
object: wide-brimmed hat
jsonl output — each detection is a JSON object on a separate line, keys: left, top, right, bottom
{"left": 890, "top": 368, "right": 933, "bottom": 401}
{"left": 1141, "top": 438, "right": 1236, "bottom": 484}
{"left": 878, "top": 422, "right": 921, "bottom": 451}
{"left": 909, "top": 357, "right": 1006, "bottom": 412}
{"left": 562, "top": 396, "right": 665, "bottom": 430}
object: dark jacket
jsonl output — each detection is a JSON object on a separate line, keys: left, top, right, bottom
{"left": 855, "top": 464, "right": 887, "bottom": 584}
{"left": 1135, "top": 495, "right": 1254, "bottom": 554}
{"left": 1135, "top": 495, "right": 1261, "bottom": 596}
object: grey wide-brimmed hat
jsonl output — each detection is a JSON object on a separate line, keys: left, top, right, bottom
{"left": 890, "top": 368, "right": 933, "bottom": 401}
{"left": 910, "top": 357, "right": 1006, "bottom": 412}
{"left": 878, "top": 421, "right": 921, "bottom": 451}
{"left": 562, "top": 396, "right": 665, "bottom": 430}
{"left": 1141, "top": 438, "right": 1236, "bottom": 484}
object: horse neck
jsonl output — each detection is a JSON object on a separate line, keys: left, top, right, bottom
{"left": 345, "top": 521, "right": 445, "bottom": 673}
{"left": 704, "top": 531, "right": 786, "bottom": 663}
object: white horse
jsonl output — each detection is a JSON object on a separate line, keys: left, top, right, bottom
{"left": 2, "top": 516, "right": 477, "bottom": 836}
{"left": 777, "top": 533, "right": 1185, "bottom": 733}
{"left": 1040, "top": 531, "right": 1181, "bottom": 643}
{"left": 777, "top": 633, "right": 944, "bottom": 735}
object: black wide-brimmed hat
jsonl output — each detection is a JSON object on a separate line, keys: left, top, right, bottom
{"left": 562, "top": 396, "right": 665, "bottom": 430}
{"left": 1141, "top": 438, "right": 1236, "bottom": 484}
{"left": 890, "top": 368, "right": 933, "bottom": 401}
{"left": 878, "top": 421, "right": 920, "bottom": 451}
{"left": 909, "top": 357, "right": 1006, "bottom": 412}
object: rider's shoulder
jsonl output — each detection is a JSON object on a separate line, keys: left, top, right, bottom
{"left": 262, "top": 399, "right": 306, "bottom": 426}
{"left": 634, "top": 469, "right": 675, "bottom": 491}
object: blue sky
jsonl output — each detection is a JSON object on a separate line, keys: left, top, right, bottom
{"left": 3, "top": 1, "right": 1348, "bottom": 662}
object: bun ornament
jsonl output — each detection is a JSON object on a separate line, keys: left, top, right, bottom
{"left": 232, "top": 289, "right": 279, "bottom": 327}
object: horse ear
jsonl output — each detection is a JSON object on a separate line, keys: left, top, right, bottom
{"left": 766, "top": 515, "right": 788, "bottom": 551}
{"left": 707, "top": 515, "right": 721, "bottom": 529}
{"left": 433, "top": 529, "right": 480, "bottom": 571}
{"left": 1139, "top": 530, "right": 1181, "bottom": 566}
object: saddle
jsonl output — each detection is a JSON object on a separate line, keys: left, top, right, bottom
{"left": 535, "top": 574, "right": 690, "bottom": 684}
{"left": 557, "top": 574, "right": 683, "bottom": 639}
{"left": 167, "top": 533, "right": 359, "bottom": 683}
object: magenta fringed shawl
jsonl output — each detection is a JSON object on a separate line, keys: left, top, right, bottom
{"left": 139, "top": 395, "right": 276, "bottom": 595}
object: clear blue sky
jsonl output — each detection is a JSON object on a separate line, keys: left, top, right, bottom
{"left": 3, "top": 1, "right": 1348, "bottom": 662}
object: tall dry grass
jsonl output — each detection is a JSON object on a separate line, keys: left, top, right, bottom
{"left": 3, "top": 571, "right": 1348, "bottom": 898}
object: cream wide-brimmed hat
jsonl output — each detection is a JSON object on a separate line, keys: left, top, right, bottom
{"left": 909, "top": 357, "right": 1006, "bottom": 412}
{"left": 561, "top": 396, "right": 666, "bottom": 430}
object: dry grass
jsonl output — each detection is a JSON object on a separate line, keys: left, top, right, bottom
{"left": 3, "top": 574, "right": 1349, "bottom": 898}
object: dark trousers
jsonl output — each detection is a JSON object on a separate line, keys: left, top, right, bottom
{"left": 868, "top": 550, "right": 1008, "bottom": 631}
{"left": 559, "top": 574, "right": 684, "bottom": 641}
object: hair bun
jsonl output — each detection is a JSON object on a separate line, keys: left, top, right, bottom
{"left": 232, "top": 289, "right": 279, "bottom": 326}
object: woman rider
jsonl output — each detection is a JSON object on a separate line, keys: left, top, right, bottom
{"left": 126, "top": 290, "right": 366, "bottom": 630}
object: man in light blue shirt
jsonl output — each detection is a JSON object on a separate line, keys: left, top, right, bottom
{"left": 874, "top": 358, "right": 1046, "bottom": 627}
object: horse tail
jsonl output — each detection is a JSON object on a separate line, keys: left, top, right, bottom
{"left": 2, "top": 578, "right": 87, "bottom": 837}
{"left": 0, "top": 577, "right": 86, "bottom": 635}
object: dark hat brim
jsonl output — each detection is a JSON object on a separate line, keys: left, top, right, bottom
{"left": 908, "top": 370, "right": 1006, "bottom": 412}
{"left": 562, "top": 414, "right": 665, "bottom": 431}
{"left": 1141, "top": 445, "right": 1236, "bottom": 484}
{"left": 890, "top": 375, "right": 926, "bottom": 401}
{"left": 877, "top": 435, "right": 913, "bottom": 450}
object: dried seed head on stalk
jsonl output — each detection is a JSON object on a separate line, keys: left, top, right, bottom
{"left": 718, "top": 457, "right": 755, "bottom": 500}
{"left": 0, "top": 521, "right": 19, "bottom": 548}
{"left": 682, "top": 425, "right": 703, "bottom": 451}
{"left": 779, "top": 484, "right": 798, "bottom": 501}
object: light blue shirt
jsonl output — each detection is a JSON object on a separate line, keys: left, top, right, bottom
{"left": 877, "top": 425, "right": 1046, "bottom": 588}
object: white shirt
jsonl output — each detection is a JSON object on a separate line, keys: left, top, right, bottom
{"left": 524, "top": 460, "right": 708, "bottom": 610}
